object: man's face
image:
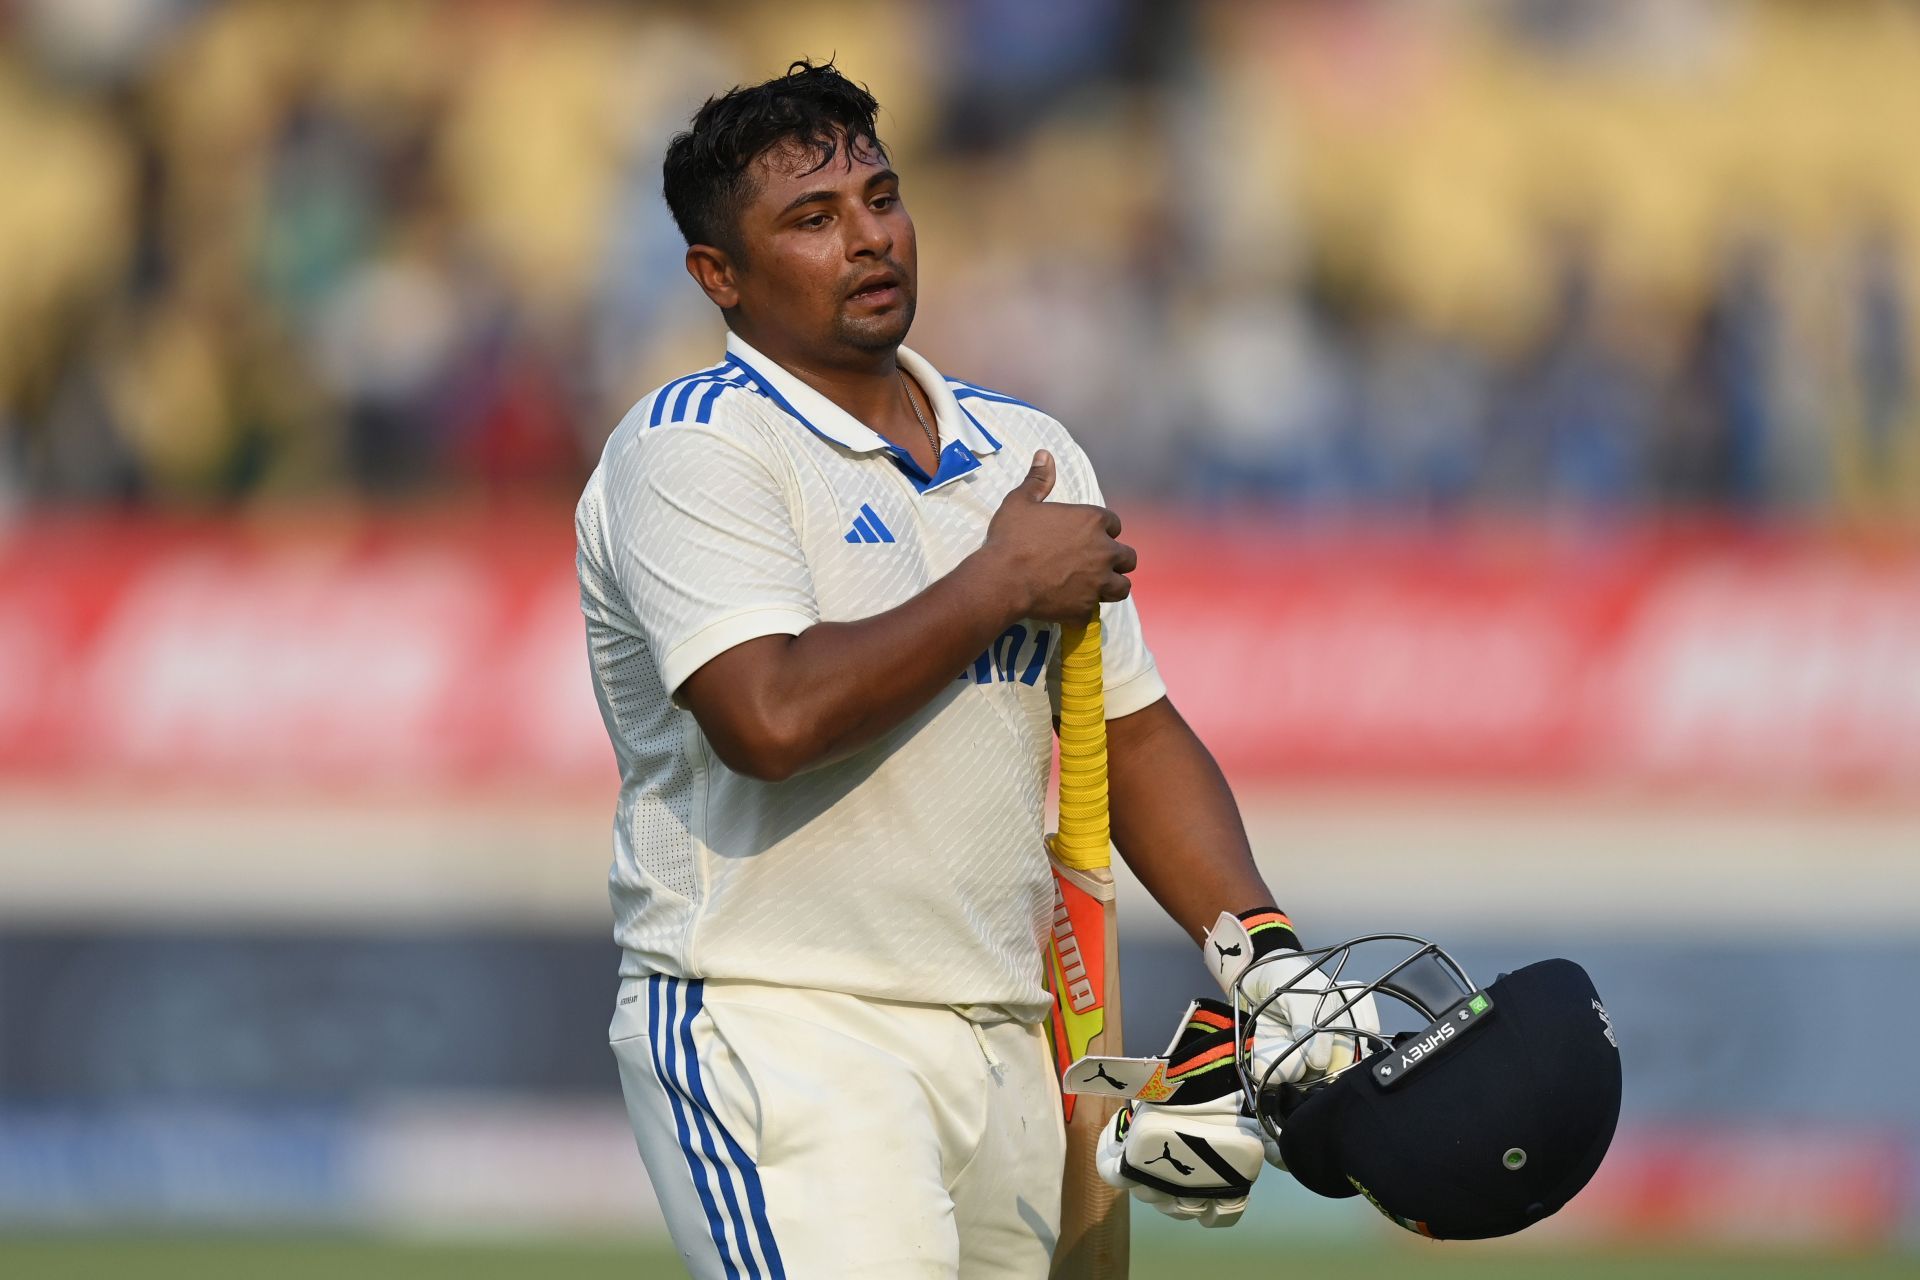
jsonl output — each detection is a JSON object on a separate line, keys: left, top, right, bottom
{"left": 721, "top": 135, "right": 916, "bottom": 362}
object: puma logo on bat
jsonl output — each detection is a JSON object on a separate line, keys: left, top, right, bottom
{"left": 1142, "top": 1142, "right": 1195, "bottom": 1177}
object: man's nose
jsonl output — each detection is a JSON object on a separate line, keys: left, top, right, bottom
{"left": 847, "top": 204, "right": 893, "bottom": 258}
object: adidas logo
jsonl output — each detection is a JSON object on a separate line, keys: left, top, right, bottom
{"left": 844, "top": 503, "right": 897, "bottom": 544}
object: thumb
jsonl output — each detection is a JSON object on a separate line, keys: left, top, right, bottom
{"left": 1020, "top": 450, "right": 1056, "bottom": 501}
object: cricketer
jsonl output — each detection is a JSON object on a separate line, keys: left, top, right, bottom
{"left": 575, "top": 60, "right": 1359, "bottom": 1278}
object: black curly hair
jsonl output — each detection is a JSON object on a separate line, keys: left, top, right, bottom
{"left": 663, "top": 59, "right": 889, "bottom": 258}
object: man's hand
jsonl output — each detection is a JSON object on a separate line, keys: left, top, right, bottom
{"left": 1091, "top": 999, "right": 1269, "bottom": 1229}
{"left": 974, "top": 450, "right": 1135, "bottom": 622}
{"left": 676, "top": 447, "right": 1131, "bottom": 782}
{"left": 1205, "top": 908, "right": 1381, "bottom": 1092}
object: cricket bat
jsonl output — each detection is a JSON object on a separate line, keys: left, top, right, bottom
{"left": 1045, "top": 617, "right": 1128, "bottom": 1279}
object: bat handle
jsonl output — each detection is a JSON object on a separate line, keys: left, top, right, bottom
{"left": 1054, "top": 618, "right": 1108, "bottom": 871}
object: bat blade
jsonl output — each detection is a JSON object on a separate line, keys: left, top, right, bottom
{"left": 1047, "top": 859, "right": 1127, "bottom": 1278}
{"left": 1047, "top": 618, "right": 1127, "bottom": 1279}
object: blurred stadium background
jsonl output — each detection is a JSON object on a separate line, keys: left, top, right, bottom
{"left": 3, "top": 0, "right": 1919, "bottom": 1275}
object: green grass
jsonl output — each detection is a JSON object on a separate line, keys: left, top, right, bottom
{"left": 0, "top": 1235, "right": 1911, "bottom": 1280}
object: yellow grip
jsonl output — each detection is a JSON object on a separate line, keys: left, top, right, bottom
{"left": 1053, "top": 617, "right": 1109, "bottom": 871}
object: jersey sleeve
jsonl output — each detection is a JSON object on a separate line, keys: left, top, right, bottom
{"left": 1050, "top": 439, "right": 1167, "bottom": 721}
{"left": 601, "top": 424, "right": 818, "bottom": 697}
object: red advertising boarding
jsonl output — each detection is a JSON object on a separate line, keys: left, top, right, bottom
{"left": 2, "top": 510, "right": 1918, "bottom": 798}
{"left": 1549, "top": 1128, "right": 1910, "bottom": 1247}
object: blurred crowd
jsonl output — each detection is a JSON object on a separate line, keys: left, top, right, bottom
{"left": 4, "top": 0, "right": 1920, "bottom": 517}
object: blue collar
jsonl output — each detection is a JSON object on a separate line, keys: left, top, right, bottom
{"left": 723, "top": 334, "right": 1001, "bottom": 493}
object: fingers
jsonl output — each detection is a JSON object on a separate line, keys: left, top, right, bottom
{"left": 1021, "top": 450, "right": 1055, "bottom": 501}
{"left": 1302, "top": 1029, "right": 1334, "bottom": 1075}
{"left": 1132, "top": 1188, "right": 1246, "bottom": 1229}
{"left": 1303, "top": 987, "right": 1381, "bottom": 1073}
{"left": 1096, "top": 533, "right": 1135, "bottom": 603}
{"left": 990, "top": 462, "right": 1137, "bottom": 618}
{"left": 1251, "top": 1039, "right": 1307, "bottom": 1086}
{"left": 1259, "top": 1126, "right": 1287, "bottom": 1171}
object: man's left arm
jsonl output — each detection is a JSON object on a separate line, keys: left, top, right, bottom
{"left": 1106, "top": 697, "right": 1273, "bottom": 942}
{"left": 1041, "top": 434, "right": 1275, "bottom": 938}
{"left": 1093, "top": 716, "right": 1292, "bottom": 1228}
{"left": 1108, "top": 695, "right": 1382, "bottom": 1101}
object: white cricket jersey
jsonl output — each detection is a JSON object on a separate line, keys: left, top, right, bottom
{"left": 575, "top": 332, "right": 1165, "bottom": 1022}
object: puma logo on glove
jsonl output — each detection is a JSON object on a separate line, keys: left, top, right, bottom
{"left": 1096, "top": 996, "right": 1270, "bottom": 1229}
{"left": 1141, "top": 1142, "right": 1196, "bottom": 1177}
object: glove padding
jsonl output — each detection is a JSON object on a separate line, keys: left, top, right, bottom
{"left": 1094, "top": 999, "right": 1269, "bottom": 1228}
{"left": 1204, "top": 908, "right": 1382, "bottom": 1090}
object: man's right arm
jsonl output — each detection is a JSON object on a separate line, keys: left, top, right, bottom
{"left": 680, "top": 449, "right": 1134, "bottom": 780}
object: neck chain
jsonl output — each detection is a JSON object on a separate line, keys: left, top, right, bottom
{"left": 899, "top": 371, "right": 939, "bottom": 457}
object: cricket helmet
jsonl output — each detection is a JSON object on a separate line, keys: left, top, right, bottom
{"left": 1232, "top": 934, "right": 1621, "bottom": 1240}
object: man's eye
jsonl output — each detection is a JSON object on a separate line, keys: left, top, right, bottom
{"left": 871, "top": 194, "right": 897, "bottom": 210}
{"left": 799, "top": 213, "right": 830, "bottom": 229}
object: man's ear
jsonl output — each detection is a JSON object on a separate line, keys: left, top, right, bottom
{"left": 685, "top": 244, "right": 740, "bottom": 310}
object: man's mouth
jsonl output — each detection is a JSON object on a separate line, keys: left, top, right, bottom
{"left": 846, "top": 272, "right": 902, "bottom": 305}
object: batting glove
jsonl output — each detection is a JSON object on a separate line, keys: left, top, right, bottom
{"left": 1204, "top": 907, "right": 1381, "bottom": 1101}
{"left": 1094, "top": 998, "right": 1269, "bottom": 1228}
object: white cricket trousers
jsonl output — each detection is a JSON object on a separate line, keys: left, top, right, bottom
{"left": 611, "top": 974, "right": 1066, "bottom": 1279}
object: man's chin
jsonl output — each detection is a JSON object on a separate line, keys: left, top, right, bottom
{"left": 835, "top": 300, "right": 916, "bottom": 353}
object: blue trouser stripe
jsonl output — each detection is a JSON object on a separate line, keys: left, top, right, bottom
{"left": 649, "top": 977, "right": 745, "bottom": 1278}
{"left": 681, "top": 982, "right": 786, "bottom": 1278}
{"left": 671, "top": 981, "right": 760, "bottom": 1277}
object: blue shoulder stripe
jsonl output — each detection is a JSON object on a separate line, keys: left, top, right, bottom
{"left": 652, "top": 372, "right": 755, "bottom": 428}
{"left": 648, "top": 363, "right": 730, "bottom": 428}
{"left": 694, "top": 379, "right": 734, "bottom": 423}
{"left": 669, "top": 375, "right": 710, "bottom": 420}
